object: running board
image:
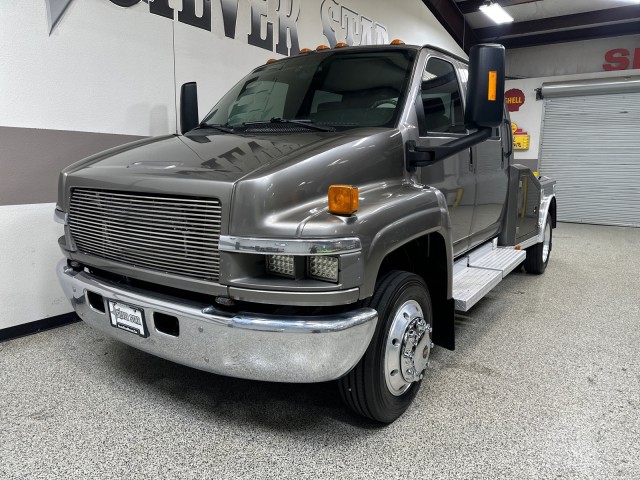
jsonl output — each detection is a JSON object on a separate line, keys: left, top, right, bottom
{"left": 452, "top": 241, "right": 526, "bottom": 312}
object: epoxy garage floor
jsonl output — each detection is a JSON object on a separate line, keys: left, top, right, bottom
{"left": 1, "top": 223, "right": 639, "bottom": 479}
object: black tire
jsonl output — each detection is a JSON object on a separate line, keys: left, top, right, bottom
{"left": 338, "top": 271, "right": 432, "bottom": 423}
{"left": 525, "top": 215, "right": 552, "bottom": 274}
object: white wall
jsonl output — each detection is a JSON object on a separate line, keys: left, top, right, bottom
{"left": 0, "top": 1, "right": 176, "bottom": 137}
{"left": 0, "top": 204, "right": 69, "bottom": 327}
{"left": 506, "top": 69, "right": 640, "bottom": 169}
{"left": 506, "top": 34, "right": 640, "bottom": 79}
{"left": 1, "top": 0, "right": 464, "bottom": 330}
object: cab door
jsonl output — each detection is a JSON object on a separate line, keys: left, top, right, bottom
{"left": 415, "top": 55, "right": 474, "bottom": 257}
{"left": 469, "top": 90, "right": 510, "bottom": 247}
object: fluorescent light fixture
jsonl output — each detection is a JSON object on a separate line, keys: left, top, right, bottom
{"left": 479, "top": 2, "right": 514, "bottom": 24}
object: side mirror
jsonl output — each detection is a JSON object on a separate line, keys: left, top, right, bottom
{"left": 464, "top": 44, "right": 505, "bottom": 129}
{"left": 180, "top": 82, "right": 199, "bottom": 134}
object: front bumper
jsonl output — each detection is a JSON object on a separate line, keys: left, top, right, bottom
{"left": 56, "top": 260, "right": 377, "bottom": 383}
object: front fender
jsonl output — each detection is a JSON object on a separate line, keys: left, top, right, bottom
{"left": 302, "top": 184, "right": 453, "bottom": 299}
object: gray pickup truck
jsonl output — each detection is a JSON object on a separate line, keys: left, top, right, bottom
{"left": 55, "top": 42, "right": 556, "bottom": 423}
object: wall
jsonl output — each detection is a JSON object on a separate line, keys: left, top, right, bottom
{"left": 0, "top": 0, "right": 463, "bottom": 331}
{"left": 506, "top": 34, "right": 640, "bottom": 79}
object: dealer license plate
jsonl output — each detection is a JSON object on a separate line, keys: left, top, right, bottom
{"left": 108, "top": 300, "right": 146, "bottom": 337}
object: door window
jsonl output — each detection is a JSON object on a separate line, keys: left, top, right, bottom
{"left": 419, "top": 57, "right": 465, "bottom": 135}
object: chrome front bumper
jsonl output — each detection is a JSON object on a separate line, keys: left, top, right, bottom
{"left": 56, "top": 260, "right": 377, "bottom": 383}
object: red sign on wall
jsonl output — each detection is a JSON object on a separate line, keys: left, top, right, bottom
{"left": 505, "top": 88, "right": 525, "bottom": 112}
{"left": 603, "top": 48, "right": 640, "bottom": 71}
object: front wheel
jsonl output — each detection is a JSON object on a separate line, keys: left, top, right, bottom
{"left": 338, "top": 271, "right": 433, "bottom": 423}
{"left": 524, "top": 215, "right": 552, "bottom": 274}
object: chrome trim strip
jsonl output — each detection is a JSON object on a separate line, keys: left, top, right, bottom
{"left": 537, "top": 193, "right": 556, "bottom": 243}
{"left": 54, "top": 208, "right": 67, "bottom": 225}
{"left": 517, "top": 236, "right": 538, "bottom": 250}
{"left": 208, "top": 308, "right": 375, "bottom": 333}
{"left": 218, "top": 236, "right": 361, "bottom": 255}
{"left": 227, "top": 286, "right": 360, "bottom": 306}
{"left": 57, "top": 259, "right": 377, "bottom": 383}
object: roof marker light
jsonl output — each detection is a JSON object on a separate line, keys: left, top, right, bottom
{"left": 335, "top": 42, "right": 348, "bottom": 48}
{"left": 316, "top": 44, "right": 330, "bottom": 50}
{"left": 299, "top": 48, "right": 312, "bottom": 54}
{"left": 390, "top": 39, "right": 405, "bottom": 45}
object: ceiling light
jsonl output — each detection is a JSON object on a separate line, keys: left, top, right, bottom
{"left": 479, "top": 1, "right": 515, "bottom": 24}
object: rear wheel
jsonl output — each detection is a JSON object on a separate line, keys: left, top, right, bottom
{"left": 338, "top": 271, "right": 433, "bottom": 423}
{"left": 525, "top": 215, "right": 552, "bottom": 274}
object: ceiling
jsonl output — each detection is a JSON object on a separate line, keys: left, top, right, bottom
{"left": 422, "top": 0, "right": 640, "bottom": 51}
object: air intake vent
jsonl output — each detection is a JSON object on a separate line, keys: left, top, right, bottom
{"left": 68, "top": 189, "right": 221, "bottom": 281}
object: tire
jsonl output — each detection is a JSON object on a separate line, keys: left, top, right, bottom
{"left": 338, "top": 271, "right": 433, "bottom": 423}
{"left": 525, "top": 215, "right": 552, "bottom": 274}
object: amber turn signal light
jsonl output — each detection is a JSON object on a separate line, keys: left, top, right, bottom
{"left": 328, "top": 185, "right": 359, "bottom": 215}
{"left": 488, "top": 70, "right": 497, "bottom": 101}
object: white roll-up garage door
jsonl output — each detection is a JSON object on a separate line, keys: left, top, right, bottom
{"left": 539, "top": 76, "right": 640, "bottom": 227}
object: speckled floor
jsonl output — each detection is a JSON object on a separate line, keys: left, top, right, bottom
{"left": 1, "top": 223, "right": 639, "bottom": 479}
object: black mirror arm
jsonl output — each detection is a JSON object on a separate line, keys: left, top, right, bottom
{"left": 407, "top": 127, "right": 493, "bottom": 168}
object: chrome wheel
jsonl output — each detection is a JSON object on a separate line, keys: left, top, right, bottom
{"left": 339, "top": 271, "right": 433, "bottom": 423}
{"left": 384, "top": 300, "right": 432, "bottom": 396}
{"left": 542, "top": 220, "right": 552, "bottom": 263}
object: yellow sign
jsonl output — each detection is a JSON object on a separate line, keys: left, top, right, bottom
{"left": 511, "top": 122, "right": 530, "bottom": 150}
{"left": 514, "top": 134, "right": 530, "bottom": 150}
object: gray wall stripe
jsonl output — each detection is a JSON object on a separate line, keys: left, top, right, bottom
{"left": 0, "top": 127, "right": 145, "bottom": 206}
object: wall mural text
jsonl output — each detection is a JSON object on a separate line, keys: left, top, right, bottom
{"left": 320, "top": 0, "right": 388, "bottom": 47}
{"left": 46, "top": 0, "right": 389, "bottom": 56}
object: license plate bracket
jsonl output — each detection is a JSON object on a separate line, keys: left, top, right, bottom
{"left": 108, "top": 300, "right": 147, "bottom": 337}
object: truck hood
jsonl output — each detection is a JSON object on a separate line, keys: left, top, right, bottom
{"left": 67, "top": 130, "right": 371, "bottom": 182}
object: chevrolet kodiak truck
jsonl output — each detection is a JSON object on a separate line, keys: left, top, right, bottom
{"left": 55, "top": 42, "right": 556, "bottom": 423}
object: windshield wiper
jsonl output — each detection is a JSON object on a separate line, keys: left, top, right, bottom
{"left": 244, "top": 118, "right": 335, "bottom": 132}
{"left": 194, "top": 123, "right": 234, "bottom": 134}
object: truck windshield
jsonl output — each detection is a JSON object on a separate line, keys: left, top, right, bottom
{"left": 201, "top": 48, "right": 417, "bottom": 132}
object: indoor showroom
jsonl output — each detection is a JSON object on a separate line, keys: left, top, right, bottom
{"left": 1, "top": 0, "right": 639, "bottom": 478}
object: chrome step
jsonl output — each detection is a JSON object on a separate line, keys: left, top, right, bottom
{"left": 469, "top": 247, "right": 526, "bottom": 276}
{"left": 452, "top": 267, "right": 502, "bottom": 312}
{"left": 452, "top": 245, "right": 527, "bottom": 312}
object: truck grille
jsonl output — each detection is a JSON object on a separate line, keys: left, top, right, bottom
{"left": 68, "top": 188, "right": 222, "bottom": 281}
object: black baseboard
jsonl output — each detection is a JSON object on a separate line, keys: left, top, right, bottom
{"left": 0, "top": 312, "right": 80, "bottom": 343}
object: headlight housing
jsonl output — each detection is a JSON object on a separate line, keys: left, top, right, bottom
{"left": 307, "top": 256, "right": 339, "bottom": 282}
{"left": 265, "top": 254, "right": 339, "bottom": 283}
{"left": 266, "top": 255, "right": 297, "bottom": 278}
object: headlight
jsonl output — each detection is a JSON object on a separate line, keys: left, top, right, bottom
{"left": 265, "top": 254, "right": 340, "bottom": 282}
{"left": 307, "top": 256, "right": 339, "bottom": 282}
{"left": 266, "top": 255, "right": 296, "bottom": 278}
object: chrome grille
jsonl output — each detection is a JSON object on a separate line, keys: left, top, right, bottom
{"left": 68, "top": 189, "right": 222, "bottom": 281}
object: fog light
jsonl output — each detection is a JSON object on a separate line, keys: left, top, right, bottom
{"left": 308, "top": 256, "right": 339, "bottom": 282}
{"left": 266, "top": 255, "right": 296, "bottom": 278}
